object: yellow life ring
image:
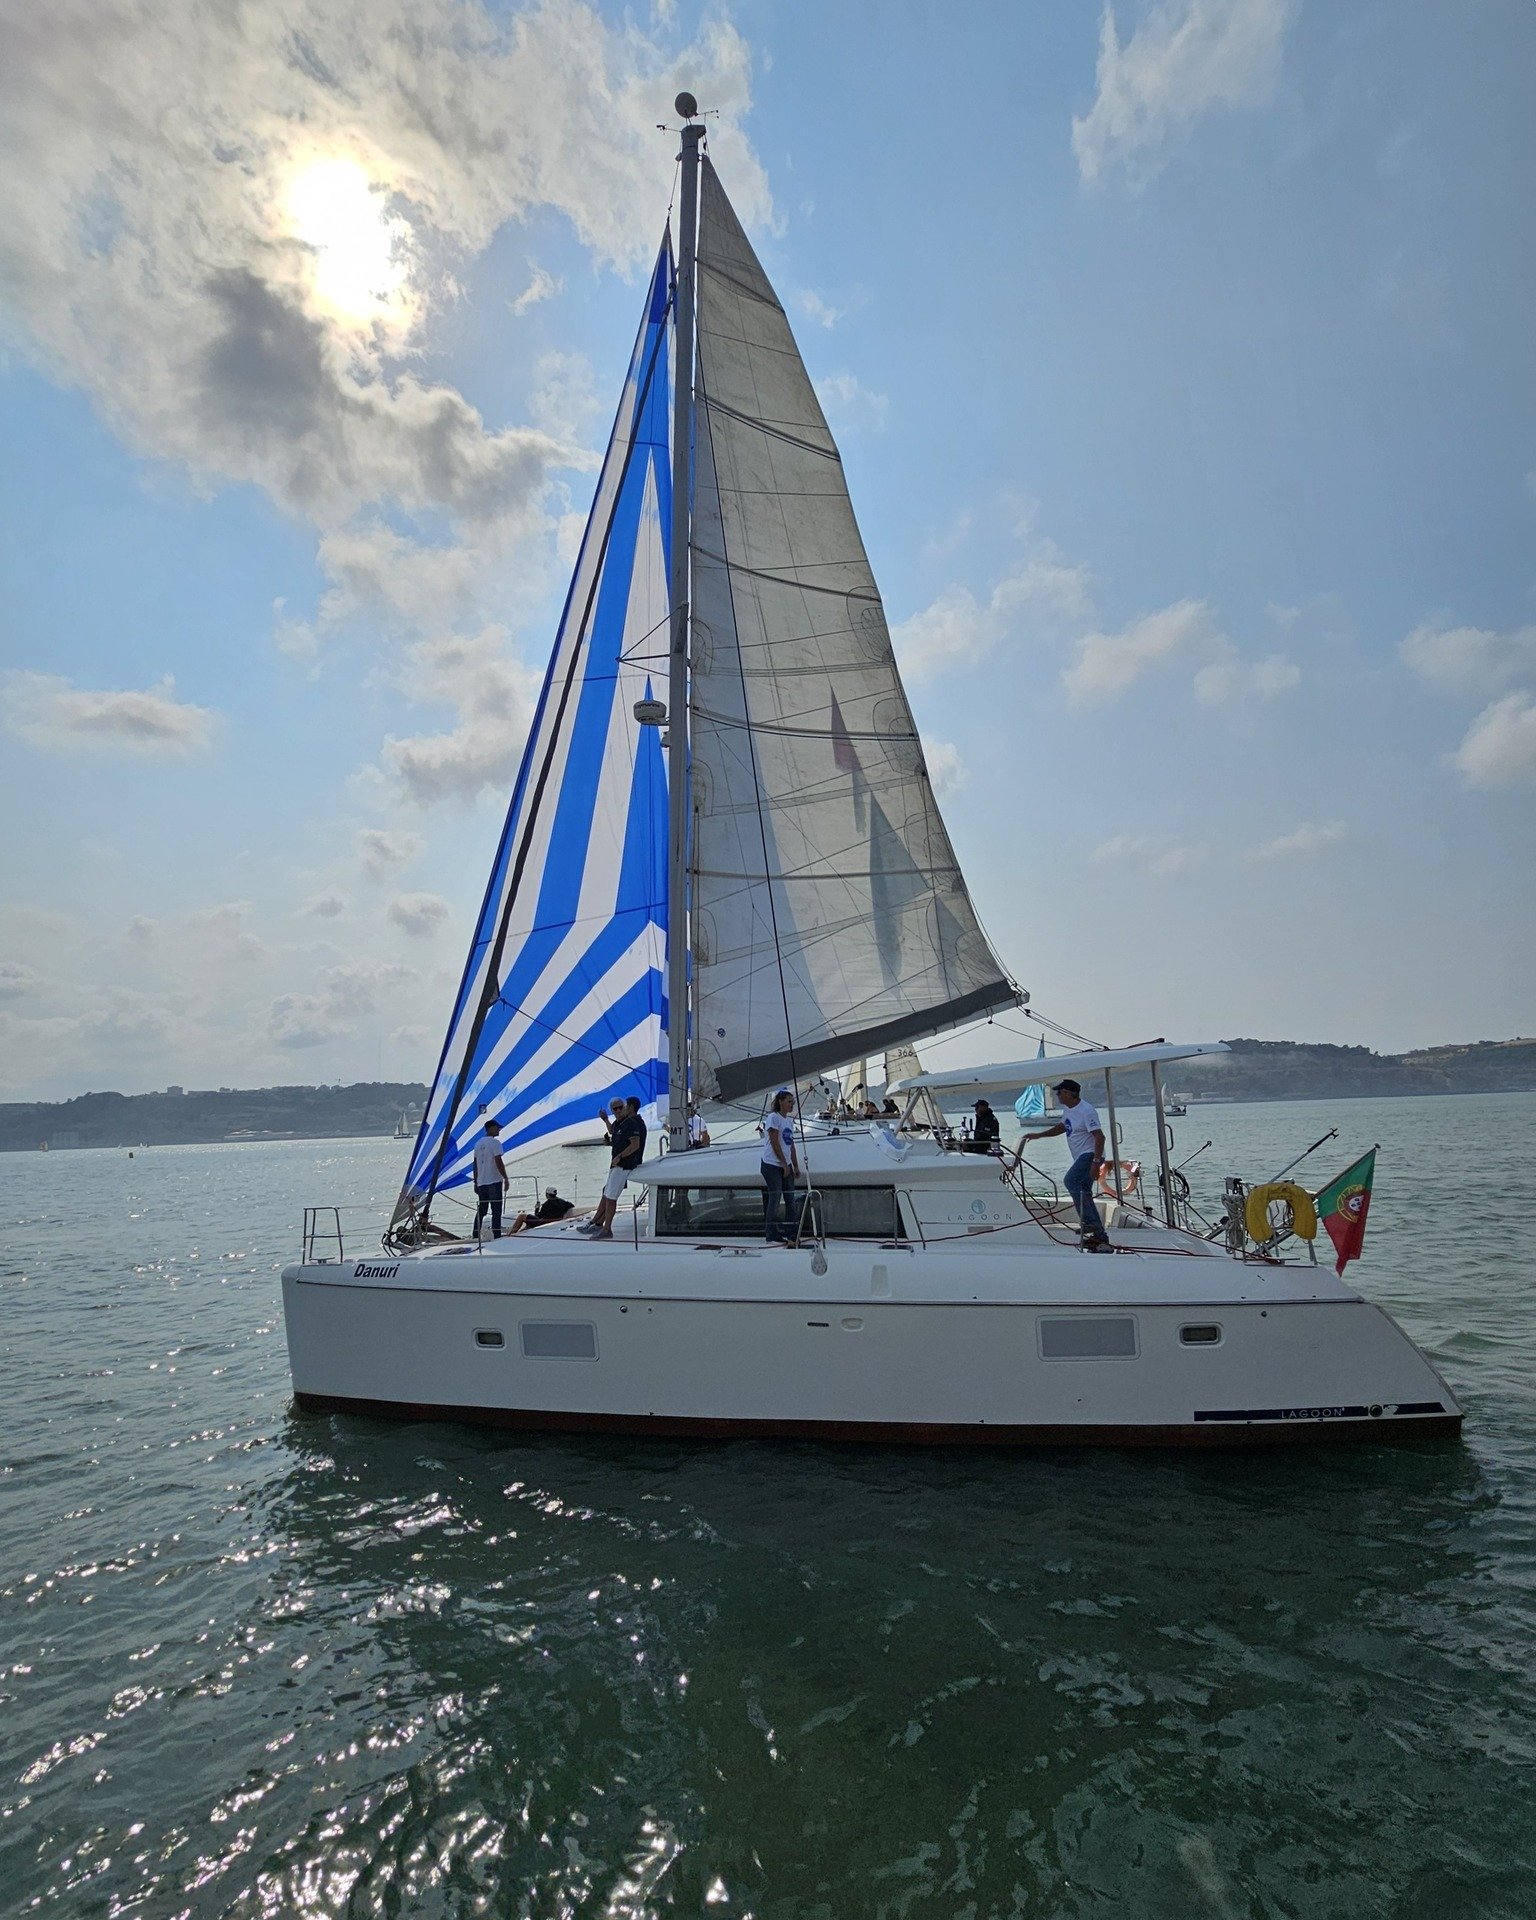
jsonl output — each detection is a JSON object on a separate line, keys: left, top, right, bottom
{"left": 1244, "top": 1181, "right": 1318, "bottom": 1243}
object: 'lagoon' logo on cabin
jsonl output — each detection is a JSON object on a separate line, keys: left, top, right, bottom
{"left": 353, "top": 1262, "right": 399, "bottom": 1281}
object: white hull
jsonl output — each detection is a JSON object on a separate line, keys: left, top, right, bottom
{"left": 281, "top": 1227, "right": 1459, "bottom": 1448}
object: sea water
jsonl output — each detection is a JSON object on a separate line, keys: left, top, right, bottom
{"left": 3, "top": 1093, "right": 1535, "bottom": 1918}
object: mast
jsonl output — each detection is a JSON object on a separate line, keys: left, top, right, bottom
{"left": 666, "top": 94, "right": 703, "bottom": 1152}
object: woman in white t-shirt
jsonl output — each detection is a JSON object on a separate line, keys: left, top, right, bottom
{"left": 760, "top": 1090, "right": 800, "bottom": 1243}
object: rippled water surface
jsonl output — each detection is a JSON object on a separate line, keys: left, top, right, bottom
{"left": 4, "top": 1094, "right": 1536, "bottom": 1918}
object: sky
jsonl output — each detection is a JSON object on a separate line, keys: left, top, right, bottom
{"left": 1, "top": 0, "right": 1533, "bottom": 1102}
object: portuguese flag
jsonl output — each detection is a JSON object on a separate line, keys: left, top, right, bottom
{"left": 1314, "top": 1147, "right": 1377, "bottom": 1276}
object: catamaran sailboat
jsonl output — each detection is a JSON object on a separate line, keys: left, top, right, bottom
{"left": 281, "top": 102, "right": 1459, "bottom": 1446}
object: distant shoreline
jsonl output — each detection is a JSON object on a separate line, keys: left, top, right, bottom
{"left": 3, "top": 1041, "right": 1533, "bottom": 1153}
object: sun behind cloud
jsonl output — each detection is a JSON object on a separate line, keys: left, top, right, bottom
{"left": 283, "top": 154, "right": 416, "bottom": 337}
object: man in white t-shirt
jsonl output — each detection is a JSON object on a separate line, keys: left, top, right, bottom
{"left": 1021, "top": 1078, "right": 1109, "bottom": 1249}
{"left": 760, "top": 1089, "right": 800, "bottom": 1243}
{"left": 472, "top": 1120, "right": 508, "bottom": 1240}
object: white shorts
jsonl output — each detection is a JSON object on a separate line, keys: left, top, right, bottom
{"left": 602, "top": 1166, "right": 630, "bottom": 1202}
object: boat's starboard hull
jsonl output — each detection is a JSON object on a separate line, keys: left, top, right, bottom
{"left": 280, "top": 1254, "right": 1461, "bottom": 1450}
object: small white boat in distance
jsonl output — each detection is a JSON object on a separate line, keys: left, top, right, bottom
{"left": 280, "top": 101, "right": 1459, "bottom": 1449}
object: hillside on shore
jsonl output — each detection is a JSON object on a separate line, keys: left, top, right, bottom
{"left": 2, "top": 1039, "right": 1534, "bottom": 1152}
{"left": 1, "top": 1082, "right": 430, "bottom": 1154}
{"left": 1159, "top": 1036, "right": 1536, "bottom": 1105}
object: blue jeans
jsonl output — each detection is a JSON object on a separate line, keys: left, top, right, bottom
{"left": 762, "top": 1162, "right": 795, "bottom": 1240}
{"left": 1063, "top": 1153, "right": 1106, "bottom": 1239}
{"left": 474, "top": 1183, "right": 504, "bottom": 1239}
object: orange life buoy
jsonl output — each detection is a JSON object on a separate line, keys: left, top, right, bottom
{"left": 1097, "top": 1158, "right": 1141, "bottom": 1197}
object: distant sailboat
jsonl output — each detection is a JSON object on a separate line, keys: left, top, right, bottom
{"left": 1014, "top": 1038, "right": 1049, "bottom": 1125}
{"left": 280, "top": 98, "right": 1458, "bottom": 1448}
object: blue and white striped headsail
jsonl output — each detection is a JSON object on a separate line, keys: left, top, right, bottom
{"left": 395, "top": 242, "right": 673, "bottom": 1221}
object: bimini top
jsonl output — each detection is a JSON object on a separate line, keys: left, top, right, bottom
{"left": 888, "top": 1041, "right": 1229, "bottom": 1103}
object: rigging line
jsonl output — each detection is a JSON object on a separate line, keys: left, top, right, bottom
{"left": 700, "top": 394, "right": 841, "bottom": 461}
{"left": 416, "top": 271, "right": 674, "bottom": 1212}
{"left": 617, "top": 607, "right": 674, "bottom": 664}
{"left": 691, "top": 709, "right": 913, "bottom": 744}
{"left": 690, "top": 546, "right": 876, "bottom": 599}
{"left": 696, "top": 249, "right": 784, "bottom": 314}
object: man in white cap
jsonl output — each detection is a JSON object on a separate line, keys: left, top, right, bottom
{"left": 509, "top": 1186, "right": 574, "bottom": 1234}
{"left": 1021, "top": 1078, "right": 1109, "bottom": 1249}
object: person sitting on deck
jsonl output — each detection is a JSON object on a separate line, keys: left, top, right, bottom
{"left": 509, "top": 1186, "right": 574, "bottom": 1234}
{"left": 579, "top": 1097, "right": 647, "bottom": 1240}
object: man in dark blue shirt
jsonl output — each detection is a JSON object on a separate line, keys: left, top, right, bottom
{"left": 580, "top": 1096, "right": 647, "bottom": 1240}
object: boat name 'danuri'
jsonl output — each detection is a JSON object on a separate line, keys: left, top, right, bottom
{"left": 353, "top": 1262, "right": 400, "bottom": 1281}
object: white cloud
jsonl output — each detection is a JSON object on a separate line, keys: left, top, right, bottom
{"left": 3, "top": 672, "right": 217, "bottom": 757}
{"left": 0, "top": 0, "right": 773, "bottom": 841}
{"left": 388, "top": 891, "right": 451, "bottom": 937}
{"left": 0, "top": 963, "right": 43, "bottom": 999}
{"left": 1063, "top": 598, "right": 1217, "bottom": 704}
{"left": 0, "top": 0, "right": 769, "bottom": 526}
{"left": 1244, "top": 820, "right": 1346, "bottom": 864}
{"left": 269, "top": 959, "right": 417, "bottom": 1048}
{"left": 894, "top": 545, "right": 1093, "bottom": 683}
{"left": 796, "top": 288, "right": 842, "bottom": 329}
{"left": 816, "top": 373, "right": 888, "bottom": 431}
{"left": 1192, "top": 649, "right": 1301, "bottom": 706}
{"left": 1092, "top": 833, "right": 1208, "bottom": 875}
{"left": 1073, "top": 0, "right": 1293, "bottom": 186}
{"left": 357, "top": 827, "right": 424, "bottom": 878}
{"left": 510, "top": 261, "right": 563, "bottom": 315}
{"left": 531, "top": 349, "right": 605, "bottom": 451}
{"left": 1400, "top": 622, "right": 1536, "bottom": 698}
{"left": 923, "top": 740, "right": 966, "bottom": 798}
{"left": 1401, "top": 621, "right": 1536, "bottom": 786}
{"left": 381, "top": 627, "right": 540, "bottom": 804}
{"left": 1451, "top": 694, "right": 1536, "bottom": 788}
{"left": 1063, "top": 599, "right": 1297, "bottom": 708}
{"left": 297, "top": 889, "right": 350, "bottom": 919}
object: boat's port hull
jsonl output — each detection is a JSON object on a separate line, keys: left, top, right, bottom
{"left": 281, "top": 1262, "right": 1461, "bottom": 1449}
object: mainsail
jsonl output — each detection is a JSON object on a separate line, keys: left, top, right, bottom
{"left": 687, "top": 160, "right": 1017, "bottom": 1102}
{"left": 393, "top": 244, "right": 674, "bottom": 1227}
{"left": 391, "top": 140, "right": 1023, "bottom": 1230}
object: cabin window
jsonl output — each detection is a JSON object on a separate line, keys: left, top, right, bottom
{"left": 1180, "top": 1324, "right": 1222, "bottom": 1346}
{"left": 654, "top": 1184, "right": 899, "bottom": 1240}
{"left": 1038, "top": 1315, "right": 1138, "bottom": 1360}
{"left": 473, "top": 1328, "right": 505, "bottom": 1348}
{"left": 520, "top": 1321, "right": 598, "bottom": 1360}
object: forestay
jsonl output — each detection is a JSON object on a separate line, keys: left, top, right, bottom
{"left": 688, "top": 161, "right": 1016, "bottom": 1104}
{"left": 392, "top": 245, "right": 674, "bottom": 1228}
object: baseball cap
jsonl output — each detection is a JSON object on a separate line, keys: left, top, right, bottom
{"left": 1052, "top": 1078, "right": 1081, "bottom": 1094}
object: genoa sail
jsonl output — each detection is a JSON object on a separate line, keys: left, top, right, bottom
{"left": 687, "top": 160, "right": 1017, "bottom": 1104}
{"left": 392, "top": 243, "right": 674, "bottom": 1228}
